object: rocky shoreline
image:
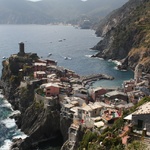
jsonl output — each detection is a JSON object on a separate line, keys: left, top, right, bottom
{"left": 91, "top": 0, "right": 150, "bottom": 74}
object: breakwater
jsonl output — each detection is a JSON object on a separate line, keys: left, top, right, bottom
{"left": 81, "top": 74, "right": 114, "bottom": 87}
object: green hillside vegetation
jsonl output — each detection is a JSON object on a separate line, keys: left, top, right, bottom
{"left": 93, "top": 0, "right": 150, "bottom": 73}
{"left": 112, "top": 0, "right": 150, "bottom": 52}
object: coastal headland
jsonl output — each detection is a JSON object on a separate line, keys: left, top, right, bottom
{"left": 0, "top": 43, "right": 115, "bottom": 149}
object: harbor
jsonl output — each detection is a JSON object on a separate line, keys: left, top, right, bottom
{"left": 81, "top": 73, "right": 114, "bottom": 87}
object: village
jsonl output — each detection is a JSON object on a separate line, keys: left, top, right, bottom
{"left": 8, "top": 43, "right": 150, "bottom": 149}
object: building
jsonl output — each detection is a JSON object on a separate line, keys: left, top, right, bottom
{"left": 105, "top": 90, "right": 128, "bottom": 101}
{"left": 90, "top": 87, "right": 107, "bottom": 101}
{"left": 18, "top": 42, "right": 25, "bottom": 56}
{"left": 46, "top": 59, "right": 57, "bottom": 66}
{"left": 131, "top": 102, "right": 150, "bottom": 132}
{"left": 73, "top": 86, "right": 88, "bottom": 102}
{"left": 34, "top": 71, "right": 46, "bottom": 79}
{"left": 33, "top": 62, "right": 47, "bottom": 71}
{"left": 78, "top": 102, "right": 102, "bottom": 122}
{"left": 124, "top": 102, "right": 150, "bottom": 134}
{"left": 101, "top": 108, "right": 121, "bottom": 124}
{"left": 42, "top": 83, "right": 60, "bottom": 97}
{"left": 123, "top": 80, "right": 135, "bottom": 93}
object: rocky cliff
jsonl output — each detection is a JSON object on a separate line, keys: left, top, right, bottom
{"left": 0, "top": 53, "right": 69, "bottom": 149}
{"left": 92, "top": 0, "right": 150, "bottom": 73}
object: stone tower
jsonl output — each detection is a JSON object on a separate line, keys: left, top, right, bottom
{"left": 18, "top": 42, "right": 25, "bottom": 56}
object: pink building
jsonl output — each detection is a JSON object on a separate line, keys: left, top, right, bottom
{"left": 45, "top": 83, "right": 60, "bottom": 97}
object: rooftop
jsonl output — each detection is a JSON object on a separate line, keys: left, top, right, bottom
{"left": 64, "top": 103, "right": 74, "bottom": 109}
{"left": 47, "top": 74, "right": 56, "bottom": 78}
{"left": 81, "top": 102, "right": 102, "bottom": 112}
{"left": 70, "top": 106, "right": 80, "bottom": 114}
{"left": 41, "top": 83, "right": 60, "bottom": 88}
{"left": 34, "top": 71, "right": 46, "bottom": 74}
{"left": 33, "top": 62, "right": 46, "bottom": 66}
{"left": 105, "top": 90, "right": 127, "bottom": 97}
{"left": 133, "top": 102, "right": 150, "bottom": 115}
{"left": 92, "top": 87, "right": 105, "bottom": 93}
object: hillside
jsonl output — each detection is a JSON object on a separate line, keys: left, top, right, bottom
{"left": 92, "top": 0, "right": 150, "bottom": 73}
{"left": 0, "top": 0, "right": 128, "bottom": 25}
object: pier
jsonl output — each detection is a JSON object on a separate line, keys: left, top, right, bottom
{"left": 81, "top": 74, "right": 114, "bottom": 87}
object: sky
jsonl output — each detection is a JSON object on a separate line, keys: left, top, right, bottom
{"left": 28, "top": 0, "right": 42, "bottom": 2}
{"left": 28, "top": 0, "right": 88, "bottom": 1}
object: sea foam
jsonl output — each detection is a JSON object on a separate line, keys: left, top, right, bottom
{"left": 0, "top": 94, "right": 4, "bottom": 99}
{"left": 0, "top": 99, "right": 13, "bottom": 111}
{"left": 1, "top": 118, "right": 16, "bottom": 129}
{"left": 85, "top": 55, "right": 92, "bottom": 58}
{"left": 0, "top": 139, "right": 13, "bottom": 150}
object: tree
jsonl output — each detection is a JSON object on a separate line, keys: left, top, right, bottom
{"left": 127, "top": 140, "right": 147, "bottom": 150}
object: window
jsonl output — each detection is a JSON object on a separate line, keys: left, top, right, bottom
{"left": 137, "top": 119, "right": 143, "bottom": 129}
{"left": 95, "top": 110, "right": 97, "bottom": 114}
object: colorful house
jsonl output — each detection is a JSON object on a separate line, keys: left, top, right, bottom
{"left": 44, "top": 83, "right": 60, "bottom": 97}
{"left": 33, "top": 62, "right": 47, "bottom": 71}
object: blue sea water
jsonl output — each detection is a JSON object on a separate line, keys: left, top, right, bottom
{"left": 0, "top": 25, "right": 134, "bottom": 149}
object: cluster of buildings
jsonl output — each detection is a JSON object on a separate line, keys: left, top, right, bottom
{"left": 15, "top": 43, "right": 150, "bottom": 148}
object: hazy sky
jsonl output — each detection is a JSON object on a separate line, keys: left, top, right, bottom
{"left": 28, "top": 0, "right": 42, "bottom": 2}
{"left": 28, "top": 0, "right": 88, "bottom": 1}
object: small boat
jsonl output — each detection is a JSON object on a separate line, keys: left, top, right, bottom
{"left": 64, "top": 57, "right": 72, "bottom": 60}
{"left": 64, "top": 57, "right": 68, "bottom": 60}
{"left": 48, "top": 53, "right": 52, "bottom": 57}
{"left": 58, "top": 39, "right": 63, "bottom": 42}
{"left": 67, "top": 57, "right": 72, "bottom": 60}
{"left": 2, "top": 56, "right": 6, "bottom": 59}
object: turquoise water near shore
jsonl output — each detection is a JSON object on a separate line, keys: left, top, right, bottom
{"left": 0, "top": 25, "right": 133, "bottom": 149}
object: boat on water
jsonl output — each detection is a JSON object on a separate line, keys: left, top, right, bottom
{"left": 64, "top": 57, "right": 72, "bottom": 60}
{"left": 58, "top": 39, "right": 63, "bottom": 42}
{"left": 2, "top": 56, "right": 6, "bottom": 59}
{"left": 48, "top": 53, "right": 52, "bottom": 57}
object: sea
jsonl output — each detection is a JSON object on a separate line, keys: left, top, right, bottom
{"left": 0, "top": 24, "right": 134, "bottom": 150}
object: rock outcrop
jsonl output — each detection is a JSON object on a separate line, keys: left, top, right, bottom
{"left": 92, "top": 0, "right": 150, "bottom": 73}
{"left": 0, "top": 53, "right": 66, "bottom": 149}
